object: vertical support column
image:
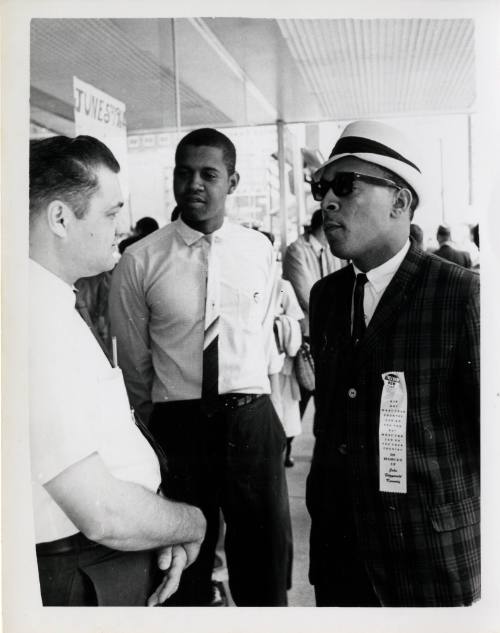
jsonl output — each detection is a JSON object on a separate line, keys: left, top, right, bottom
{"left": 467, "top": 113, "right": 473, "bottom": 206}
{"left": 291, "top": 128, "right": 306, "bottom": 238}
{"left": 277, "top": 119, "right": 287, "bottom": 261}
{"left": 439, "top": 138, "right": 445, "bottom": 224}
{"left": 171, "top": 18, "right": 181, "bottom": 132}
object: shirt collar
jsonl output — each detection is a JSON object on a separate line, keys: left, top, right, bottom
{"left": 308, "top": 233, "right": 325, "bottom": 256}
{"left": 29, "top": 258, "right": 77, "bottom": 308}
{"left": 353, "top": 240, "right": 410, "bottom": 292}
{"left": 175, "top": 216, "right": 228, "bottom": 246}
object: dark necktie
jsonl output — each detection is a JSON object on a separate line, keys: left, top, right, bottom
{"left": 352, "top": 273, "right": 368, "bottom": 346}
{"left": 74, "top": 292, "right": 169, "bottom": 488}
{"left": 318, "top": 248, "right": 324, "bottom": 278}
{"left": 201, "top": 234, "right": 219, "bottom": 415}
{"left": 75, "top": 295, "right": 111, "bottom": 360}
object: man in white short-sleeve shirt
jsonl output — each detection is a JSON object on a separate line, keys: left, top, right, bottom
{"left": 29, "top": 135, "right": 206, "bottom": 606}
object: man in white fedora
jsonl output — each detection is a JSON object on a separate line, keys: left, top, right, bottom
{"left": 306, "top": 120, "right": 479, "bottom": 606}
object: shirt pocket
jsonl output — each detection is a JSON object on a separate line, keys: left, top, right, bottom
{"left": 96, "top": 367, "right": 134, "bottom": 435}
{"left": 221, "top": 282, "right": 264, "bottom": 333}
{"left": 237, "top": 287, "right": 265, "bottom": 332}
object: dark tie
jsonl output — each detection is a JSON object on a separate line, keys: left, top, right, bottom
{"left": 75, "top": 292, "right": 169, "bottom": 488}
{"left": 201, "top": 235, "right": 219, "bottom": 415}
{"left": 75, "top": 295, "right": 111, "bottom": 361}
{"left": 318, "top": 248, "right": 324, "bottom": 278}
{"left": 352, "top": 273, "right": 368, "bottom": 346}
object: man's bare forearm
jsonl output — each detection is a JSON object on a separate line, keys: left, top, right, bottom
{"left": 45, "top": 452, "right": 206, "bottom": 552}
{"left": 89, "top": 482, "right": 207, "bottom": 551}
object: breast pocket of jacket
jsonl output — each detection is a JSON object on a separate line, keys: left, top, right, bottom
{"left": 428, "top": 496, "right": 480, "bottom": 533}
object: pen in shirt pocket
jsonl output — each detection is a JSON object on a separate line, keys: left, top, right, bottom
{"left": 112, "top": 336, "right": 118, "bottom": 368}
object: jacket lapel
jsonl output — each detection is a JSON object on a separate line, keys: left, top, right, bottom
{"left": 356, "top": 243, "right": 425, "bottom": 357}
{"left": 322, "top": 265, "right": 355, "bottom": 353}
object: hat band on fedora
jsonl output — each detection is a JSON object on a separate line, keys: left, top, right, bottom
{"left": 329, "top": 136, "right": 421, "bottom": 173}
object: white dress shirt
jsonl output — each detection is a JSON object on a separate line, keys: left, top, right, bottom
{"left": 352, "top": 240, "right": 411, "bottom": 328}
{"left": 29, "top": 259, "right": 160, "bottom": 543}
{"left": 109, "top": 218, "right": 282, "bottom": 419}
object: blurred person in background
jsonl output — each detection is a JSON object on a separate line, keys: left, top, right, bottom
{"left": 119, "top": 216, "right": 159, "bottom": 254}
{"left": 434, "top": 224, "right": 471, "bottom": 268}
{"left": 283, "top": 208, "right": 343, "bottom": 417}
{"left": 258, "top": 228, "right": 304, "bottom": 468}
{"left": 272, "top": 276, "right": 304, "bottom": 467}
{"left": 471, "top": 223, "right": 479, "bottom": 249}
{"left": 470, "top": 224, "right": 480, "bottom": 269}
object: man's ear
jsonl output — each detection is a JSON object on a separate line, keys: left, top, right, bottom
{"left": 228, "top": 171, "right": 240, "bottom": 195}
{"left": 47, "top": 200, "right": 72, "bottom": 237}
{"left": 391, "top": 188, "right": 412, "bottom": 217}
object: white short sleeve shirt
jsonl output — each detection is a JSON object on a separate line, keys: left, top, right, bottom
{"left": 29, "top": 260, "right": 160, "bottom": 544}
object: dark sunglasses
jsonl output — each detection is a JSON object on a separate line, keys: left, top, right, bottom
{"left": 311, "top": 171, "right": 401, "bottom": 201}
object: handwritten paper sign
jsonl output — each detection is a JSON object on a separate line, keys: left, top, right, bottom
{"left": 73, "top": 76, "right": 130, "bottom": 214}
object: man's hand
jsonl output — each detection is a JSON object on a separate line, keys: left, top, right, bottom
{"left": 147, "top": 545, "right": 188, "bottom": 606}
{"left": 181, "top": 539, "right": 202, "bottom": 568}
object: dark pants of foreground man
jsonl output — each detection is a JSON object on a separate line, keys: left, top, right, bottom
{"left": 150, "top": 394, "right": 293, "bottom": 607}
{"left": 309, "top": 459, "right": 381, "bottom": 607}
{"left": 36, "top": 533, "right": 158, "bottom": 606}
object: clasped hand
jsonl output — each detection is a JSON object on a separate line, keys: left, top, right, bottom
{"left": 147, "top": 540, "right": 202, "bottom": 606}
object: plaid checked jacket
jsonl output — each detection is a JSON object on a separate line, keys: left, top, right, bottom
{"left": 306, "top": 243, "right": 480, "bottom": 606}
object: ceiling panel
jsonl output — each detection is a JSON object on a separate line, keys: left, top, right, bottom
{"left": 30, "top": 17, "right": 476, "bottom": 134}
{"left": 30, "top": 18, "right": 232, "bottom": 132}
{"left": 277, "top": 18, "right": 475, "bottom": 119}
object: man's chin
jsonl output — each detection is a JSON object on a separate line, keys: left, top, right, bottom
{"left": 180, "top": 201, "right": 206, "bottom": 213}
{"left": 326, "top": 238, "right": 347, "bottom": 260}
{"left": 180, "top": 207, "right": 210, "bottom": 223}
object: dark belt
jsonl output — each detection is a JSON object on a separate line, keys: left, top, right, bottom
{"left": 199, "top": 393, "right": 264, "bottom": 416}
{"left": 217, "top": 393, "right": 263, "bottom": 411}
{"left": 36, "top": 532, "right": 97, "bottom": 556}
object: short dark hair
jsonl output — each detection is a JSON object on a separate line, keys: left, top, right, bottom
{"left": 309, "top": 209, "right": 324, "bottom": 234}
{"left": 175, "top": 128, "right": 236, "bottom": 175}
{"left": 135, "top": 216, "right": 159, "bottom": 236}
{"left": 30, "top": 135, "right": 120, "bottom": 219}
{"left": 437, "top": 224, "right": 451, "bottom": 240}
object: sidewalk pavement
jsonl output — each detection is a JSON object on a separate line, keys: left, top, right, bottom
{"left": 286, "top": 399, "right": 316, "bottom": 607}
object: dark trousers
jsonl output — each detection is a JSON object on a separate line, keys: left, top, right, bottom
{"left": 36, "top": 533, "right": 158, "bottom": 606}
{"left": 313, "top": 558, "right": 380, "bottom": 607}
{"left": 150, "top": 395, "right": 293, "bottom": 606}
{"left": 308, "top": 459, "right": 380, "bottom": 607}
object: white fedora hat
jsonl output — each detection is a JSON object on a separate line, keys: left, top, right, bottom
{"left": 314, "top": 120, "right": 424, "bottom": 207}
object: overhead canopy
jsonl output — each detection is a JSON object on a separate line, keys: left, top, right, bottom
{"left": 30, "top": 17, "right": 475, "bottom": 134}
